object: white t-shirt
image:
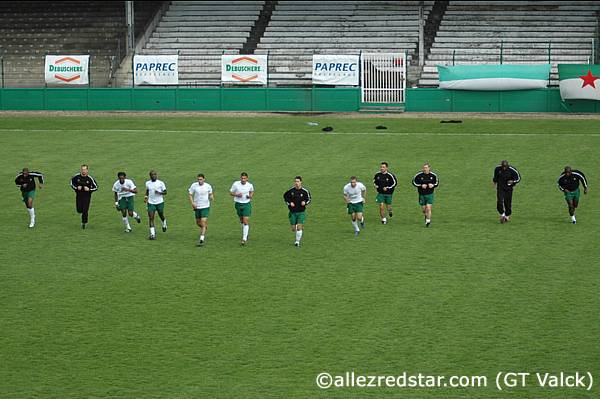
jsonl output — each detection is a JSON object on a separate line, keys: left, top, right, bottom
{"left": 230, "top": 180, "right": 254, "bottom": 204}
{"left": 145, "top": 179, "right": 166, "bottom": 205}
{"left": 188, "top": 182, "right": 213, "bottom": 209}
{"left": 343, "top": 182, "right": 366, "bottom": 203}
{"left": 112, "top": 178, "right": 136, "bottom": 200}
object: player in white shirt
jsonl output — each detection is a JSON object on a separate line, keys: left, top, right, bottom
{"left": 229, "top": 172, "right": 254, "bottom": 245}
{"left": 188, "top": 173, "right": 214, "bottom": 246}
{"left": 144, "top": 170, "right": 167, "bottom": 240}
{"left": 112, "top": 172, "right": 141, "bottom": 232}
{"left": 343, "top": 176, "right": 367, "bottom": 236}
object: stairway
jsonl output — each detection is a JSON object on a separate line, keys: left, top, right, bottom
{"left": 424, "top": 0, "right": 449, "bottom": 57}
{"left": 241, "top": 1, "right": 277, "bottom": 54}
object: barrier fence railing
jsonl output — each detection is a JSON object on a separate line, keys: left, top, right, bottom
{"left": 0, "top": 53, "right": 117, "bottom": 88}
{"left": 450, "top": 41, "right": 595, "bottom": 66}
{"left": 2, "top": 43, "right": 596, "bottom": 90}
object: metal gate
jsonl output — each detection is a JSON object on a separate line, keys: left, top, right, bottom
{"left": 361, "top": 52, "right": 406, "bottom": 103}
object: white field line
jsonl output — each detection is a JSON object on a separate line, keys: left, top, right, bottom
{"left": 1, "top": 128, "right": 600, "bottom": 137}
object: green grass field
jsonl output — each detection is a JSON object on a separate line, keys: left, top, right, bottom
{"left": 1, "top": 114, "right": 599, "bottom": 399}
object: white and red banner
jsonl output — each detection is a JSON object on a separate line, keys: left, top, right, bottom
{"left": 45, "top": 55, "right": 90, "bottom": 85}
{"left": 133, "top": 55, "right": 179, "bottom": 85}
{"left": 221, "top": 55, "right": 268, "bottom": 85}
{"left": 558, "top": 64, "right": 600, "bottom": 100}
{"left": 312, "top": 55, "right": 360, "bottom": 86}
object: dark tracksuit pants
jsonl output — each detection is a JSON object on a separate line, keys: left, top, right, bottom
{"left": 76, "top": 193, "right": 92, "bottom": 223}
{"left": 496, "top": 189, "right": 513, "bottom": 216}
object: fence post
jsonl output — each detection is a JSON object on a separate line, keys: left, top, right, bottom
{"left": 548, "top": 41, "right": 552, "bottom": 64}
{"left": 596, "top": 12, "right": 600, "bottom": 63}
{"left": 1, "top": 55, "right": 4, "bottom": 88}
{"left": 500, "top": 41, "right": 503, "bottom": 64}
{"left": 418, "top": 1, "right": 424, "bottom": 67}
{"left": 452, "top": 49, "right": 455, "bottom": 66}
{"left": 403, "top": 51, "right": 407, "bottom": 103}
{"left": 131, "top": 51, "right": 135, "bottom": 88}
{"left": 126, "top": 1, "right": 135, "bottom": 56}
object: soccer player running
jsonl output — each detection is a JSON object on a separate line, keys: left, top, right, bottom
{"left": 557, "top": 166, "right": 588, "bottom": 224}
{"left": 145, "top": 170, "right": 167, "bottom": 239}
{"left": 343, "top": 176, "right": 366, "bottom": 236}
{"left": 70, "top": 164, "right": 98, "bottom": 229}
{"left": 283, "top": 176, "right": 311, "bottom": 247}
{"left": 188, "top": 173, "right": 214, "bottom": 246}
{"left": 412, "top": 163, "right": 439, "bottom": 227}
{"left": 15, "top": 167, "right": 44, "bottom": 228}
{"left": 373, "top": 161, "right": 397, "bottom": 225}
{"left": 493, "top": 160, "right": 521, "bottom": 223}
{"left": 229, "top": 172, "right": 254, "bottom": 245}
{"left": 112, "top": 172, "right": 142, "bottom": 232}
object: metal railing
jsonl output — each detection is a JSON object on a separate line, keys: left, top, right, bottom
{"left": 449, "top": 41, "right": 595, "bottom": 66}
{"left": 0, "top": 53, "right": 118, "bottom": 88}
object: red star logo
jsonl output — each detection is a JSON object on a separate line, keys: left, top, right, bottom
{"left": 579, "top": 69, "right": 599, "bottom": 89}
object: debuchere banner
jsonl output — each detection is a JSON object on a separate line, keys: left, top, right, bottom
{"left": 133, "top": 55, "right": 179, "bottom": 85}
{"left": 222, "top": 55, "right": 268, "bottom": 85}
{"left": 45, "top": 55, "right": 90, "bottom": 85}
{"left": 312, "top": 55, "right": 359, "bottom": 85}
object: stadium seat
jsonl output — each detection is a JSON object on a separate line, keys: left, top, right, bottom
{"left": 418, "top": 1, "right": 600, "bottom": 87}
{"left": 116, "top": 1, "right": 265, "bottom": 87}
{"left": 256, "top": 1, "right": 432, "bottom": 86}
{"left": 0, "top": 1, "right": 161, "bottom": 87}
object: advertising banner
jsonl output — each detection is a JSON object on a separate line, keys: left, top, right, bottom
{"left": 45, "top": 55, "right": 90, "bottom": 85}
{"left": 133, "top": 55, "right": 179, "bottom": 85}
{"left": 312, "top": 55, "right": 359, "bottom": 85}
{"left": 221, "top": 55, "right": 268, "bottom": 85}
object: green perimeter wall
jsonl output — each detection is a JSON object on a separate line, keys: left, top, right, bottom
{"left": 406, "top": 88, "right": 600, "bottom": 113}
{"left": 1, "top": 87, "right": 599, "bottom": 113}
{"left": 0, "top": 87, "right": 360, "bottom": 112}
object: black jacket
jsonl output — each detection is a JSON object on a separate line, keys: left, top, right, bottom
{"left": 557, "top": 170, "right": 588, "bottom": 192}
{"left": 71, "top": 173, "right": 98, "bottom": 195}
{"left": 493, "top": 165, "right": 521, "bottom": 191}
{"left": 412, "top": 172, "right": 439, "bottom": 195}
{"left": 283, "top": 187, "right": 311, "bottom": 213}
{"left": 373, "top": 172, "right": 397, "bottom": 194}
{"left": 15, "top": 171, "right": 44, "bottom": 193}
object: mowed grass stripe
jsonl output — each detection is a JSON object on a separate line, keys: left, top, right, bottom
{"left": 2, "top": 128, "right": 600, "bottom": 137}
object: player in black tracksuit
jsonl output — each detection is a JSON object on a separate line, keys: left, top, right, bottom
{"left": 373, "top": 162, "right": 397, "bottom": 224}
{"left": 412, "top": 163, "right": 439, "bottom": 227}
{"left": 493, "top": 160, "right": 521, "bottom": 223}
{"left": 15, "top": 168, "right": 44, "bottom": 228}
{"left": 70, "top": 164, "right": 98, "bottom": 229}
{"left": 557, "top": 166, "right": 588, "bottom": 224}
{"left": 283, "top": 176, "right": 312, "bottom": 247}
